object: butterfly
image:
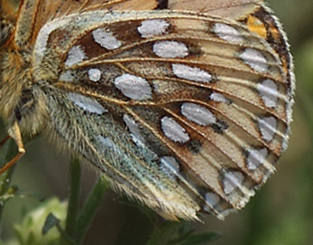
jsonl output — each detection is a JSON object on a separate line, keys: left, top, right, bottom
{"left": 0, "top": 0, "right": 294, "bottom": 221}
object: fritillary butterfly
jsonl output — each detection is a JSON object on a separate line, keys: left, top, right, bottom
{"left": 0, "top": 0, "right": 294, "bottom": 220}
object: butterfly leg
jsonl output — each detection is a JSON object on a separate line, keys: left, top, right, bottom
{"left": 0, "top": 121, "right": 25, "bottom": 174}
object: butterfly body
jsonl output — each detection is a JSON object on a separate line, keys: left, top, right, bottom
{"left": 0, "top": 0, "right": 294, "bottom": 221}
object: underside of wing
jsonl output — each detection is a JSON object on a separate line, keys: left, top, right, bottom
{"left": 31, "top": 3, "right": 293, "bottom": 220}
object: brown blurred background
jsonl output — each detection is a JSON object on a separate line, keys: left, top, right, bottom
{"left": 1, "top": 0, "right": 313, "bottom": 244}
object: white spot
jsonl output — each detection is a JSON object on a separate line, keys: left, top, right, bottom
{"left": 114, "top": 74, "right": 152, "bottom": 100}
{"left": 257, "top": 79, "right": 278, "bottom": 108}
{"left": 172, "top": 64, "right": 212, "bottom": 83}
{"left": 96, "top": 135, "right": 122, "bottom": 155}
{"left": 161, "top": 116, "right": 190, "bottom": 143}
{"left": 262, "top": 171, "right": 273, "bottom": 184}
{"left": 240, "top": 48, "right": 268, "bottom": 73}
{"left": 68, "top": 92, "right": 107, "bottom": 114}
{"left": 123, "top": 114, "right": 145, "bottom": 148}
{"left": 59, "top": 71, "right": 75, "bottom": 82}
{"left": 96, "top": 135, "right": 115, "bottom": 148}
{"left": 258, "top": 116, "right": 277, "bottom": 142}
{"left": 286, "top": 98, "right": 293, "bottom": 126}
{"left": 282, "top": 136, "right": 289, "bottom": 153}
{"left": 220, "top": 208, "right": 236, "bottom": 218}
{"left": 137, "top": 19, "right": 170, "bottom": 38}
{"left": 65, "top": 46, "right": 86, "bottom": 67}
{"left": 210, "top": 93, "right": 229, "bottom": 103}
{"left": 247, "top": 148, "right": 268, "bottom": 170}
{"left": 223, "top": 171, "right": 245, "bottom": 195}
{"left": 181, "top": 103, "right": 216, "bottom": 126}
{"left": 88, "top": 68, "right": 101, "bottom": 82}
{"left": 153, "top": 41, "right": 189, "bottom": 58}
{"left": 160, "top": 156, "right": 180, "bottom": 179}
{"left": 203, "top": 192, "right": 220, "bottom": 212}
{"left": 92, "top": 28, "right": 122, "bottom": 50}
{"left": 214, "top": 23, "right": 243, "bottom": 43}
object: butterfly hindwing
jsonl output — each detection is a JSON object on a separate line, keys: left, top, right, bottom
{"left": 30, "top": 6, "right": 292, "bottom": 219}
{"left": 1, "top": 0, "right": 294, "bottom": 220}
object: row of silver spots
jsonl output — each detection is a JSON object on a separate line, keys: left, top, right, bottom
{"left": 205, "top": 21, "right": 281, "bottom": 184}
{"left": 199, "top": 22, "right": 284, "bottom": 213}
{"left": 214, "top": 22, "right": 282, "bottom": 109}
{"left": 62, "top": 19, "right": 281, "bottom": 108}
{"left": 209, "top": 21, "right": 282, "bottom": 176}
{"left": 63, "top": 19, "right": 282, "bottom": 108}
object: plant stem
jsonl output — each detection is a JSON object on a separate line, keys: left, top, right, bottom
{"left": 73, "top": 177, "right": 107, "bottom": 244}
{"left": 60, "top": 156, "right": 81, "bottom": 245}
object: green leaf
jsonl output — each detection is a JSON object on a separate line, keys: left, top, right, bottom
{"left": 42, "top": 213, "right": 60, "bottom": 235}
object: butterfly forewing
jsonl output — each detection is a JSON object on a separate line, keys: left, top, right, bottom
{"left": 1, "top": 0, "right": 294, "bottom": 220}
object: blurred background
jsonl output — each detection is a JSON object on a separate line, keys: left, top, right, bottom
{"left": 1, "top": 0, "right": 313, "bottom": 244}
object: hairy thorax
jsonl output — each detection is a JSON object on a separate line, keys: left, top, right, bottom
{"left": 0, "top": 47, "right": 49, "bottom": 136}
